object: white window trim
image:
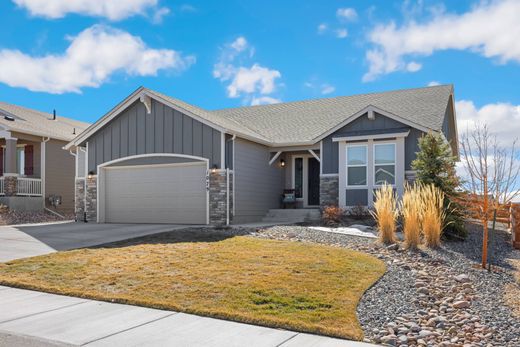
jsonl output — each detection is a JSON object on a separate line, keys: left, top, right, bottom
{"left": 346, "top": 144, "right": 368, "bottom": 189}
{"left": 373, "top": 142, "right": 396, "bottom": 187}
{"left": 291, "top": 154, "right": 320, "bottom": 207}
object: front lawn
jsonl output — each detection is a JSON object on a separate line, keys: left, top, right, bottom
{"left": 0, "top": 230, "right": 385, "bottom": 340}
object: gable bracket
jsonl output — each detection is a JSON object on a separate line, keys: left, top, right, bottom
{"left": 140, "top": 93, "right": 152, "bottom": 114}
{"left": 269, "top": 151, "right": 282, "bottom": 166}
{"left": 308, "top": 149, "right": 320, "bottom": 162}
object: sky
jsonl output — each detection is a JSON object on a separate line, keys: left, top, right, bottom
{"left": 0, "top": 0, "right": 519, "bottom": 147}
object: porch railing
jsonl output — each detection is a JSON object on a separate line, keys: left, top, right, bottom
{"left": 0, "top": 177, "right": 4, "bottom": 196}
{"left": 17, "top": 177, "right": 42, "bottom": 196}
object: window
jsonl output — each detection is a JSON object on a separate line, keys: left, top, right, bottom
{"left": 346, "top": 145, "right": 367, "bottom": 186}
{"left": 294, "top": 157, "right": 303, "bottom": 198}
{"left": 374, "top": 143, "right": 395, "bottom": 185}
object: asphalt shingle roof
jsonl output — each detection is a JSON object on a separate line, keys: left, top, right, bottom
{"left": 0, "top": 102, "right": 90, "bottom": 141}
{"left": 210, "top": 84, "right": 453, "bottom": 145}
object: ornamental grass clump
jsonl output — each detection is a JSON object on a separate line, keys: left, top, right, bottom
{"left": 400, "top": 183, "right": 423, "bottom": 250}
{"left": 421, "top": 184, "right": 446, "bottom": 248}
{"left": 371, "top": 183, "right": 398, "bottom": 244}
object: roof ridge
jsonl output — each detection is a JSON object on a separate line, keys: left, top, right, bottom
{"left": 210, "top": 84, "right": 453, "bottom": 113}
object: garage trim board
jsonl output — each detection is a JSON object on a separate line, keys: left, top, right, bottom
{"left": 97, "top": 154, "right": 209, "bottom": 224}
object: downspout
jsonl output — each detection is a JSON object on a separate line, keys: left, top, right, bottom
{"left": 226, "top": 168, "right": 230, "bottom": 226}
{"left": 69, "top": 147, "right": 78, "bottom": 220}
{"left": 226, "top": 134, "right": 237, "bottom": 224}
{"left": 41, "top": 137, "right": 50, "bottom": 209}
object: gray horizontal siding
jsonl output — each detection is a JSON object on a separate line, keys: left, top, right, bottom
{"left": 86, "top": 99, "right": 222, "bottom": 173}
{"left": 322, "top": 112, "right": 425, "bottom": 174}
{"left": 234, "top": 138, "right": 284, "bottom": 223}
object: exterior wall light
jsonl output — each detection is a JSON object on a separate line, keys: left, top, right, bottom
{"left": 211, "top": 165, "right": 218, "bottom": 173}
{"left": 280, "top": 159, "right": 286, "bottom": 168}
{"left": 87, "top": 171, "right": 95, "bottom": 179}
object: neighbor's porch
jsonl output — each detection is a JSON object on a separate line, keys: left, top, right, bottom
{"left": 0, "top": 133, "right": 43, "bottom": 201}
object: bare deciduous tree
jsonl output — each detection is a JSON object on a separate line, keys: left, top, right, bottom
{"left": 460, "top": 123, "right": 520, "bottom": 269}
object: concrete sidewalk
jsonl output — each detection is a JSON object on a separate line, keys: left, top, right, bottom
{"left": 0, "top": 286, "right": 376, "bottom": 347}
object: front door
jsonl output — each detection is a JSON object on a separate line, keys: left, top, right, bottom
{"left": 307, "top": 158, "right": 320, "bottom": 206}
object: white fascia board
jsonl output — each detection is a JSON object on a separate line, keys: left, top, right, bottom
{"left": 332, "top": 130, "right": 410, "bottom": 142}
{"left": 313, "top": 105, "right": 433, "bottom": 143}
{"left": 67, "top": 87, "right": 231, "bottom": 149}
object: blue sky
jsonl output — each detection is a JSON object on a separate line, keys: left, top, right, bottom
{"left": 0, "top": 0, "right": 519, "bottom": 142}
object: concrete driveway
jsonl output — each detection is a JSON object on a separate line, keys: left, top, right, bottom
{"left": 0, "top": 222, "right": 197, "bottom": 262}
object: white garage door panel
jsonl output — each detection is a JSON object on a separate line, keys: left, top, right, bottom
{"left": 104, "top": 163, "right": 207, "bottom": 224}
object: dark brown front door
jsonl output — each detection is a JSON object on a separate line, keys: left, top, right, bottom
{"left": 308, "top": 158, "right": 320, "bottom": 206}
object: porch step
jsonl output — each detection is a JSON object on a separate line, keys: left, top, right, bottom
{"left": 261, "top": 208, "right": 321, "bottom": 224}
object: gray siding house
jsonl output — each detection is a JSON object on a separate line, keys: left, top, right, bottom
{"left": 0, "top": 102, "right": 89, "bottom": 213}
{"left": 67, "top": 85, "right": 458, "bottom": 225}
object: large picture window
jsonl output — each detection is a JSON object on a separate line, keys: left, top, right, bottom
{"left": 346, "top": 145, "right": 367, "bottom": 186}
{"left": 374, "top": 143, "right": 395, "bottom": 185}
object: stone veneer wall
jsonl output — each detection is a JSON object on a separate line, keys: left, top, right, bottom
{"left": 75, "top": 178, "right": 85, "bottom": 221}
{"left": 4, "top": 176, "right": 17, "bottom": 196}
{"left": 320, "top": 175, "right": 339, "bottom": 207}
{"left": 85, "top": 176, "right": 97, "bottom": 222}
{"left": 209, "top": 170, "right": 233, "bottom": 225}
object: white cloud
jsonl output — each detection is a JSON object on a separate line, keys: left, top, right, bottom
{"left": 251, "top": 96, "right": 281, "bottom": 106}
{"left": 227, "top": 64, "right": 281, "bottom": 98}
{"left": 230, "top": 36, "right": 248, "bottom": 52}
{"left": 13, "top": 0, "right": 167, "bottom": 21}
{"left": 0, "top": 25, "right": 195, "bottom": 94}
{"left": 151, "top": 6, "right": 170, "bottom": 24}
{"left": 456, "top": 100, "right": 520, "bottom": 146}
{"left": 428, "top": 81, "right": 441, "bottom": 86}
{"left": 214, "top": 37, "right": 281, "bottom": 105}
{"left": 321, "top": 84, "right": 335, "bottom": 95}
{"left": 335, "top": 28, "right": 348, "bottom": 39}
{"left": 336, "top": 8, "right": 357, "bottom": 21}
{"left": 317, "top": 23, "right": 328, "bottom": 34}
{"left": 363, "top": 0, "right": 520, "bottom": 81}
{"left": 406, "top": 61, "right": 422, "bottom": 72}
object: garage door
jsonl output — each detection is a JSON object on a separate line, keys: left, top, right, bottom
{"left": 103, "top": 163, "right": 207, "bottom": 224}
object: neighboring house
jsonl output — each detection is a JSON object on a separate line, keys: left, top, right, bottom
{"left": 66, "top": 85, "right": 458, "bottom": 225}
{"left": 0, "top": 102, "right": 89, "bottom": 213}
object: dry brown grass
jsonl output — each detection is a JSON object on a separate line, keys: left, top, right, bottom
{"left": 372, "top": 183, "right": 398, "bottom": 244}
{"left": 0, "top": 233, "right": 385, "bottom": 340}
{"left": 421, "top": 184, "right": 446, "bottom": 248}
{"left": 400, "top": 183, "right": 422, "bottom": 249}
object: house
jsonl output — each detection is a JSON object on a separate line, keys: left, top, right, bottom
{"left": 0, "top": 102, "right": 89, "bottom": 213}
{"left": 66, "top": 85, "right": 458, "bottom": 225}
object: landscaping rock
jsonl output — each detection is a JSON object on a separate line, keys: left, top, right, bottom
{"left": 453, "top": 300, "right": 471, "bottom": 309}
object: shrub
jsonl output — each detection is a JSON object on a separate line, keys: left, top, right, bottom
{"left": 400, "top": 183, "right": 422, "bottom": 249}
{"left": 346, "top": 204, "right": 370, "bottom": 220}
{"left": 421, "top": 184, "right": 446, "bottom": 248}
{"left": 371, "top": 183, "right": 398, "bottom": 244}
{"left": 322, "top": 206, "right": 343, "bottom": 226}
{"left": 412, "top": 132, "right": 467, "bottom": 239}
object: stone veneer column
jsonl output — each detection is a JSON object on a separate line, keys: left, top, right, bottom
{"left": 209, "top": 170, "right": 233, "bottom": 226}
{"left": 319, "top": 175, "right": 339, "bottom": 207}
{"left": 3, "top": 175, "right": 17, "bottom": 196}
{"left": 85, "top": 175, "right": 97, "bottom": 222}
{"left": 75, "top": 178, "right": 85, "bottom": 221}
